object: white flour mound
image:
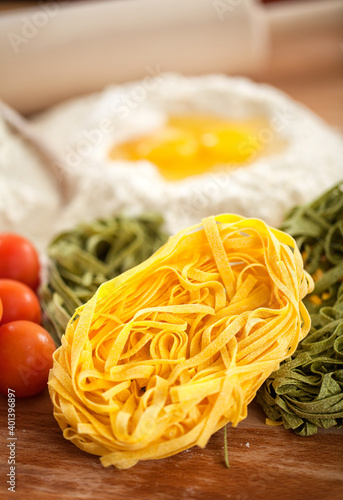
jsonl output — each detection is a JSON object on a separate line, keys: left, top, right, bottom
{"left": 14, "top": 74, "right": 343, "bottom": 242}
{"left": 0, "top": 111, "right": 61, "bottom": 251}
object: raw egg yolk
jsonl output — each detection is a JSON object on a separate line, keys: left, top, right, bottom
{"left": 109, "top": 115, "right": 267, "bottom": 181}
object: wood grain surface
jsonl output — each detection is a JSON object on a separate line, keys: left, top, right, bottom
{"left": 1, "top": 391, "right": 342, "bottom": 500}
{"left": 0, "top": 6, "right": 343, "bottom": 500}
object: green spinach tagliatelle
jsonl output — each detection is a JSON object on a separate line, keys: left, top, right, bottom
{"left": 256, "top": 181, "right": 343, "bottom": 435}
{"left": 40, "top": 213, "right": 168, "bottom": 343}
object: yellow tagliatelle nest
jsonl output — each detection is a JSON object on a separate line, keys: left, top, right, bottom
{"left": 49, "top": 214, "right": 313, "bottom": 469}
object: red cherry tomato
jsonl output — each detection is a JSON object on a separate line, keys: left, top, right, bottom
{"left": 0, "top": 233, "right": 40, "bottom": 290}
{"left": 0, "top": 320, "right": 56, "bottom": 397}
{"left": 0, "top": 279, "right": 41, "bottom": 326}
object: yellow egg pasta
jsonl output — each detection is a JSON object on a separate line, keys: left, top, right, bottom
{"left": 49, "top": 214, "right": 313, "bottom": 469}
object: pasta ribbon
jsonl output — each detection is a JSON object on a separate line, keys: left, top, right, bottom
{"left": 257, "top": 181, "right": 343, "bottom": 435}
{"left": 40, "top": 213, "right": 167, "bottom": 342}
{"left": 49, "top": 214, "right": 313, "bottom": 468}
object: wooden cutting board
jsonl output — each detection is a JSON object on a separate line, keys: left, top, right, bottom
{"left": 0, "top": 390, "right": 342, "bottom": 500}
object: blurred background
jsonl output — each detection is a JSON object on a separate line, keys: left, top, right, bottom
{"left": 0, "top": 0, "right": 342, "bottom": 130}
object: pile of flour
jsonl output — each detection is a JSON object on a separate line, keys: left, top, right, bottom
{"left": 0, "top": 110, "right": 61, "bottom": 251}
{"left": 31, "top": 74, "right": 343, "bottom": 236}
{"left": 2, "top": 74, "right": 343, "bottom": 249}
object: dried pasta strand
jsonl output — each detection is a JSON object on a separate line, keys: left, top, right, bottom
{"left": 257, "top": 181, "right": 343, "bottom": 435}
{"left": 49, "top": 214, "right": 313, "bottom": 469}
{"left": 40, "top": 213, "right": 167, "bottom": 342}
